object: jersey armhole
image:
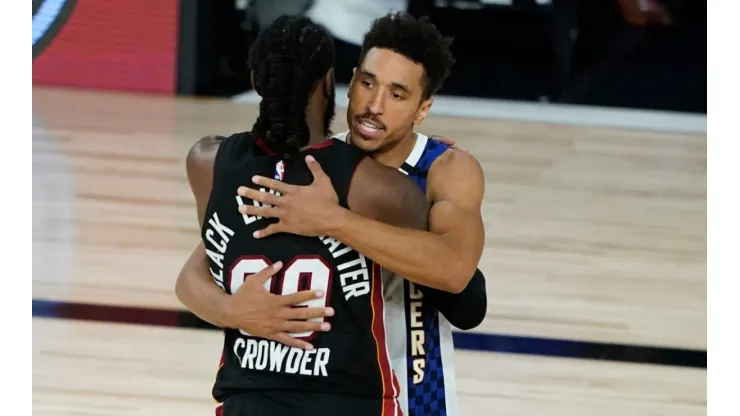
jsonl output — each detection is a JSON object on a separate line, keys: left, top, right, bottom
{"left": 201, "top": 132, "right": 252, "bottom": 231}
{"left": 345, "top": 154, "right": 370, "bottom": 210}
{"left": 307, "top": 141, "right": 366, "bottom": 210}
{"left": 334, "top": 145, "right": 367, "bottom": 210}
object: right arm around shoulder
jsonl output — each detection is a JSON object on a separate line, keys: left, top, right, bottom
{"left": 175, "top": 136, "right": 235, "bottom": 327}
{"left": 347, "top": 157, "right": 430, "bottom": 231}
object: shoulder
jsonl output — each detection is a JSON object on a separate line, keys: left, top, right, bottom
{"left": 349, "top": 156, "right": 430, "bottom": 230}
{"left": 185, "top": 132, "right": 251, "bottom": 189}
{"left": 187, "top": 135, "right": 223, "bottom": 165}
{"left": 430, "top": 148, "right": 484, "bottom": 183}
{"left": 356, "top": 157, "right": 428, "bottom": 207}
{"left": 186, "top": 131, "right": 254, "bottom": 169}
{"left": 427, "top": 148, "right": 485, "bottom": 203}
{"left": 186, "top": 135, "right": 226, "bottom": 180}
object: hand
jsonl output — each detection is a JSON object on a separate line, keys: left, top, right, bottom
{"left": 223, "top": 261, "right": 334, "bottom": 350}
{"left": 237, "top": 155, "right": 342, "bottom": 238}
{"left": 430, "top": 135, "right": 468, "bottom": 153}
{"left": 617, "top": 0, "right": 672, "bottom": 26}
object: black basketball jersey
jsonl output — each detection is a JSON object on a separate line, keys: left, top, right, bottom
{"left": 202, "top": 132, "right": 401, "bottom": 413}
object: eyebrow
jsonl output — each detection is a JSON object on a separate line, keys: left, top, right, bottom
{"left": 359, "top": 69, "right": 412, "bottom": 94}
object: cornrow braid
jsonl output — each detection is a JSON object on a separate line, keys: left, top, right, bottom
{"left": 249, "top": 16, "right": 335, "bottom": 159}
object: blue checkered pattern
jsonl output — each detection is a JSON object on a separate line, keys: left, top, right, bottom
{"left": 405, "top": 285, "right": 447, "bottom": 415}
{"left": 403, "top": 138, "right": 451, "bottom": 415}
{"left": 406, "top": 139, "right": 448, "bottom": 193}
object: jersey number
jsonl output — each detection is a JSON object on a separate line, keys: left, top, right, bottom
{"left": 229, "top": 255, "right": 332, "bottom": 339}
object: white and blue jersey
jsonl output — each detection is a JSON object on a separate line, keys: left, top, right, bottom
{"left": 335, "top": 131, "right": 460, "bottom": 416}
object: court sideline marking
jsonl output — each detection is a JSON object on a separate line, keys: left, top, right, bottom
{"left": 32, "top": 299, "right": 706, "bottom": 369}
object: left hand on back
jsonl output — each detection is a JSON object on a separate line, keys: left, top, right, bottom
{"left": 430, "top": 135, "right": 468, "bottom": 153}
{"left": 237, "top": 155, "right": 341, "bottom": 238}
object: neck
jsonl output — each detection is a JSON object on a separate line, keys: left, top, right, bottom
{"left": 305, "top": 103, "right": 328, "bottom": 147}
{"left": 368, "top": 130, "right": 419, "bottom": 168}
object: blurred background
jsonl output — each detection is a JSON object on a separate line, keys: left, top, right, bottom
{"left": 32, "top": 0, "right": 706, "bottom": 111}
{"left": 32, "top": 1, "right": 706, "bottom": 415}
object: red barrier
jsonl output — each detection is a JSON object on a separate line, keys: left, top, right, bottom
{"left": 32, "top": 0, "right": 179, "bottom": 94}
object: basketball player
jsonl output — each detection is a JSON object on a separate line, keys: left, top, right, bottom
{"left": 185, "top": 16, "right": 439, "bottom": 415}
{"left": 238, "top": 13, "right": 485, "bottom": 416}
{"left": 176, "top": 15, "right": 487, "bottom": 353}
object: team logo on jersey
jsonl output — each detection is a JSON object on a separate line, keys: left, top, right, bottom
{"left": 274, "top": 160, "right": 285, "bottom": 181}
{"left": 33, "top": 0, "right": 77, "bottom": 59}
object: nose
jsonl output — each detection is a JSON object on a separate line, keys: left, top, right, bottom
{"left": 366, "top": 89, "right": 385, "bottom": 116}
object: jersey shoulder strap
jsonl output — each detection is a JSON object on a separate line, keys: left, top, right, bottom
{"left": 304, "top": 138, "right": 366, "bottom": 210}
{"left": 212, "top": 131, "right": 254, "bottom": 180}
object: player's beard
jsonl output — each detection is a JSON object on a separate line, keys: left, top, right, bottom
{"left": 323, "top": 78, "right": 336, "bottom": 138}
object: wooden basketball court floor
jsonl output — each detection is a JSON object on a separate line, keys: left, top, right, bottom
{"left": 31, "top": 87, "right": 706, "bottom": 415}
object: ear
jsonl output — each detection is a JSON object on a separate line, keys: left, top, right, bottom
{"left": 347, "top": 67, "right": 358, "bottom": 98}
{"left": 324, "top": 68, "right": 334, "bottom": 96}
{"left": 414, "top": 98, "right": 434, "bottom": 125}
{"left": 250, "top": 71, "right": 261, "bottom": 96}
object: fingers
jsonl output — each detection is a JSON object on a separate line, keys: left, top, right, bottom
{"left": 280, "top": 306, "right": 335, "bottom": 321}
{"left": 431, "top": 135, "right": 456, "bottom": 146}
{"left": 272, "top": 333, "right": 315, "bottom": 350}
{"left": 452, "top": 145, "right": 469, "bottom": 153}
{"left": 305, "top": 155, "right": 329, "bottom": 182}
{"left": 277, "top": 289, "right": 326, "bottom": 306}
{"left": 239, "top": 203, "right": 280, "bottom": 219}
{"left": 432, "top": 135, "right": 469, "bottom": 152}
{"left": 238, "top": 187, "right": 282, "bottom": 206}
{"left": 252, "top": 223, "right": 285, "bottom": 239}
{"left": 242, "top": 261, "right": 283, "bottom": 286}
{"left": 251, "top": 176, "right": 293, "bottom": 194}
{"left": 280, "top": 320, "right": 331, "bottom": 334}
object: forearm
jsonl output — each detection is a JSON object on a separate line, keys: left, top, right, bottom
{"left": 175, "top": 243, "right": 233, "bottom": 328}
{"left": 328, "top": 209, "right": 469, "bottom": 292}
{"left": 417, "top": 268, "right": 488, "bottom": 330}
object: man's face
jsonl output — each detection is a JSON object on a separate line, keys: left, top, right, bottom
{"left": 347, "top": 47, "right": 433, "bottom": 153}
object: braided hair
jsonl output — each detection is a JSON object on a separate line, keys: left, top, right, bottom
{"left": 249, "top": 16, "right": 335, "bottom": 159}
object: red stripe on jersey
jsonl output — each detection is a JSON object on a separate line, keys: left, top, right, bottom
{"left": 310, "top": 139, "right": 334, "bottom": 149}
{"left": 384, "top": 397, "right": 400, "bottom": 416}
{"left": 370, "top": 262, "right": 401, "bottom": 415}
{"left": 213, "top": 330, "right": 226, "bottom": 404}
{"left": 256, "top": 137, "right": 335, "bottom": 155}
{"left": 256, "top": 138, "right": 277, "bottom": 155}
{"left": 214, "top": 404, "right": 223, "bottom": 416}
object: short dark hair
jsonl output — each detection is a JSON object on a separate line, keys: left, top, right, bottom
{"left": 248, "top": 16, "right": 335, "bottom": 158}
{"left": 359, "top": 12, "right": 455, "bottom": 99}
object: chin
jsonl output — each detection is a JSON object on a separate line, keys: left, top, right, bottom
{"left": 353, "top": 137, "right": 386, "bottom": 154}
{"left": 347, "top": 129, "right": 377, "bottom": 149}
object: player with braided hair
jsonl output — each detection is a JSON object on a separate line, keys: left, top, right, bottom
{"left": 248, "top": 17, "right": 337, "bottom": 159}
{"left": 183, "top": 16, "right": 431, "bottom": 415}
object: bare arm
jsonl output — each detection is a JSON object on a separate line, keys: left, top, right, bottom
{"left": 229, "top": 142, "right": 486, "bottom": 329}
{"left": 177, "top": 241, "right": 233, "bottom": 327}
{"left": 328, "top": 150, "right": 485, "bottom": 293}
{"left": 346, "top": 156, "right": 430, "bottom": 231}
{"left": 174, "top": 136, "right": 234, "bottom": 326}
{"left": 239, "top": 151, "right": 484, "bottom": 293}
